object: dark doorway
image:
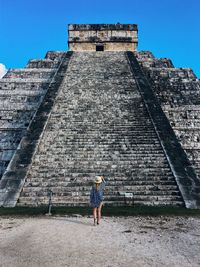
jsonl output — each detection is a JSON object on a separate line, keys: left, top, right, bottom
{"left": 96, "top": 45, "right": 104, "bottom": 51}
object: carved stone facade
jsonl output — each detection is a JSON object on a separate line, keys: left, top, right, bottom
{"left": 68, "top": 24, "right": 138, "bottom": 51}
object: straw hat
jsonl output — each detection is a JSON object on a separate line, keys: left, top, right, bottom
{"left": 94, "top": 176, "right": 102, "bottom": 184}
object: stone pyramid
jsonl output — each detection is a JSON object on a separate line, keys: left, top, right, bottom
{"left": 0, "top": 24, "right": 199, "bottom": 208}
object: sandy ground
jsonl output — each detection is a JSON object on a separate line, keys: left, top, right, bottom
{"left": 0, "top": 215, "right": 199, "bottom": 267}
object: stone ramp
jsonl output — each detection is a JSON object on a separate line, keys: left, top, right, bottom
{"left": 18, "top": 52, "right": 183, "bottom": 207}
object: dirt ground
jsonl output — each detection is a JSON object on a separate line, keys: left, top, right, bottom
{"left": 0, "top": 215, "right": 199, "bottom": 267}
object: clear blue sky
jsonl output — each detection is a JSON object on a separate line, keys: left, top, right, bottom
{"left": 0, "top": 0, "right": 200, "bottom": 77}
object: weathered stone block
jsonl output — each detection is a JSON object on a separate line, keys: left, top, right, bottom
{"left": 68, "top": 24, "right": 138, "bottom": 51}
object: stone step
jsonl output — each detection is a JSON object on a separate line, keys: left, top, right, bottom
{"left": 49, "top": 132, "right": 158, "bottom": 136}
{"left": 46, "top": 126, "right": 158, "bottom": 131}
{"left": 31, "top": 164, "right": 171, "bottom": 170}
{"left": 21, "top": 186, "right": 180, "bottom": 196}
{"left": 25, "top": 170, "right": 174, "bottom": 177}
{"left": 33, "top": 164, "right": 171, "bottom": 171}
{"left": 44, "top": 145, "right": 163, "bottom": 150}
{"left": 36, "top": 155, "right": 170, "bottom": 162}
{"left": 46, "top": 139, "right": 162, "bottom": 143}
{"left": 18, "top": 194, "right": 183, "bottom": 204}
{"left": 52, "top": 141, "right": 160, "bottom": 145}
{"left": 31, "top": 164, "right": 173, "bottom": 170}
{"left": 36, "top": 158, "right": 170, "bottom": 164}
{"left": 37, "top": 154, "right": 169, "bottom": 161}
{"left": 25, "top": 177, "right": 175, "bottom": 185}
{"left": 42, "top": 149, "right": 165, "bottom": 155}
{"left": 24, "top": 179, "right": 176, "bottom": 188}
{"left": 4, "top": 69, "right": 55, "bottom": 79}
{"left": 39, "top": 146, "right": 164, "bottom": 152}
{"left": 23, "top": 176, "right": 177, "bottom": 185}
{"left": 17, "top": 199, "right": 184, "bottom": 207}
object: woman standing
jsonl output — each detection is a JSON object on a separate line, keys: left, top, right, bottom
{"left": 90, "top": 176, "right": 105, "bottom": 226}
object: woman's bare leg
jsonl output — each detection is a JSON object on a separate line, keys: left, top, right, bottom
{"left": 93, "top": 208, "right": 97, "bottom": 225}
{"left": 97, "top": 203, "right": 103, "bottom": 224}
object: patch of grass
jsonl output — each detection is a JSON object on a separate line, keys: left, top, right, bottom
{"left": 0, "top": 206, "right": 48, "bottom": 216}
{"left": 102, "top": 206, "right": 200, "bottom": 217}
{"left": 0, "top": 205, "right": 200, "bottom": 217}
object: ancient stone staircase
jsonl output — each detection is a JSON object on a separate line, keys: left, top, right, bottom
{"left": 17, "top": 52, "right": 184, "bottom": 207}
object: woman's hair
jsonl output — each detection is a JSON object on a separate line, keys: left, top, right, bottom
{"left": 95, "top": 183, "right": 101, "bottom": 191}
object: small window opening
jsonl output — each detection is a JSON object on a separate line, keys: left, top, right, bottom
{"left": 96, "top": 45, "right": 104, "bottom": 51}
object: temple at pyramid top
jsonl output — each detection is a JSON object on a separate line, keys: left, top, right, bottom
{"left": 68, "top": 24, "right": 138, "bottom": 51}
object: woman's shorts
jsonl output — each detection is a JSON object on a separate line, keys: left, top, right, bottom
{"left": 91, "top": 202, "right": 103, "bottom": 208}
